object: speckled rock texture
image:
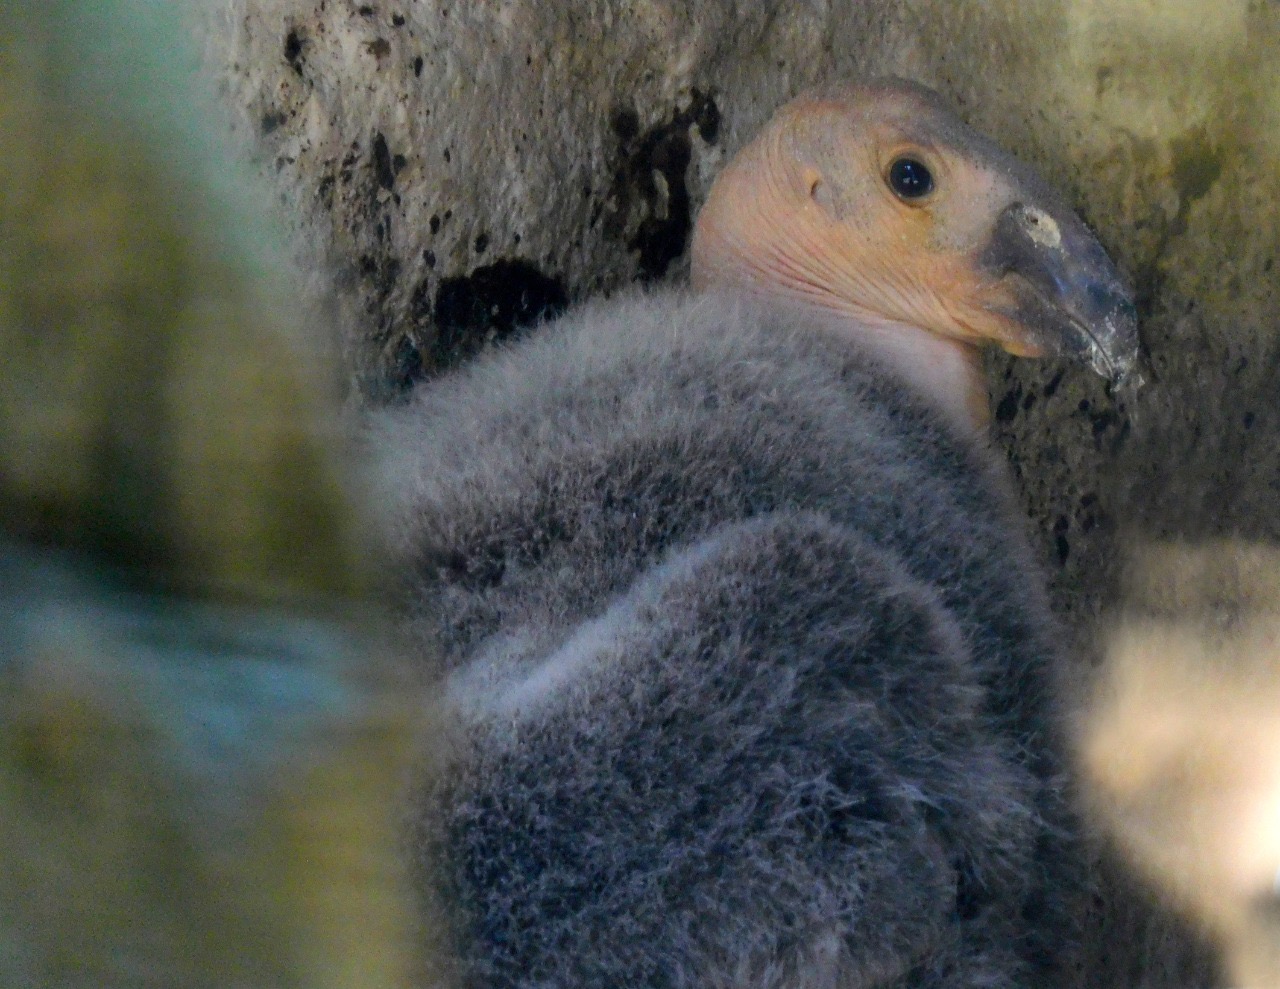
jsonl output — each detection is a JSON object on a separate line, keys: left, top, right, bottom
{"left": 203, "top": 2, "right": 1280, "bottom": 986}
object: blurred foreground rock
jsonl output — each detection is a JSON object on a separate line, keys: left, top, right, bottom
{"left": 0, "top": 3, "right": 439, "bottom": 986}
{"left": 0, "top": 552, "right": 421, "bottom": 989}
{"left": 1084, "top": 541, "right": 1280, "bottom": 989}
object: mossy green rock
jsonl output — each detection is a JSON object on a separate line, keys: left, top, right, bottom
{"left": 0, "top": 1, "right": 366, "bottom": 605}
{"left": 0, "top": 5, "right": 432, "bottom": 987}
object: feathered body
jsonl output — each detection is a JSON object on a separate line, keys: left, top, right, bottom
{"left": 383, "top": 290, "right": 1080, "bottom": 988}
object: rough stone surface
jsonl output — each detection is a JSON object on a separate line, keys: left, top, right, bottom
{"left": 203, "top": 2, "right": 1280, "bottom": 986}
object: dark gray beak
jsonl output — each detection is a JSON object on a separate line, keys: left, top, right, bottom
{"left": 982, "top": 202, "right": 1139, "bottom": 385}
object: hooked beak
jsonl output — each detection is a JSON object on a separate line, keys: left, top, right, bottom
{"left": 981, "top": 202, "right": 1139, "bottom": 385}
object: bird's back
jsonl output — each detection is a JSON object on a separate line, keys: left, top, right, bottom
{"left": 384, "top": 290, "right": 1079, "bottom": 988}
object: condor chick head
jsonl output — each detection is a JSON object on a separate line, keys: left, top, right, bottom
{"left": 692, "top": 78, "right": 1138, "bottom": 426}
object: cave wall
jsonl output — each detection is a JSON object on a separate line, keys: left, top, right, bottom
{"left": 203, "top": 0, "right": 1280, "bottom": 570}
{"left": 203, "top": 2, "right": 1280, "bottom": 986}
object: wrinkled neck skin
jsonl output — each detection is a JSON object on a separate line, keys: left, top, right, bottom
{"left": 713, "top": 281, "right": 992, "bottom": 438}
{"left": 690, "top": 139, "right": 994, "bottom": 437}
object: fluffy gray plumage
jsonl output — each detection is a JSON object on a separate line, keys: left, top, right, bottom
{"left": 380, "top": 290, "right": 1081, "bottom": 988}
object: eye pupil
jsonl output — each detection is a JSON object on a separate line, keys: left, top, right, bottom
{"left": 888, "top": 157, "right": 933, "bottom": 199}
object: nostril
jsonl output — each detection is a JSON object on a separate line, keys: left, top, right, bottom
{"left": 1020, "top": 207, "right": 1062, "bottom": 248}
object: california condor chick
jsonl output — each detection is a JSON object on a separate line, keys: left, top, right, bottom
{"left": 382, "top": 79, "right": 1139, "bottom": 989}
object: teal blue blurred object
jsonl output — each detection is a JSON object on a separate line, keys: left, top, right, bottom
{"left": 0, "top": 546, "right": 420, "bottom": 989}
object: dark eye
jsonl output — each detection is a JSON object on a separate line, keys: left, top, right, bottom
{"left": 887, "top": 157, "right": 934, "bottom": 200}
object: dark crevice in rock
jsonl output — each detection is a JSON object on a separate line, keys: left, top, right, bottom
{"left": 427, "top": 260, "right": 568, "bottom": 367}
{"left": 372, "top": 132, "right": 398, "bottom": 189}
{"left": 605, "top": 88, "right": 721, "bottom": 283}
{"left": 283, "top": 29, "right": 305, "bottom": 74}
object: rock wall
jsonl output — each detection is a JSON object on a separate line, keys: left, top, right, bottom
{"left": 204, "top": 2, "right": 1280, "bottom": 986}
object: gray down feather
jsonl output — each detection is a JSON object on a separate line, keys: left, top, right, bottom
{"left": 376, "top": 289, "right": 1083, "bottom": 989}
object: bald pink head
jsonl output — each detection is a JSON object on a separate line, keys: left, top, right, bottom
{"left": 691, "top": 79, "right": 1137, "bottom": 426}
